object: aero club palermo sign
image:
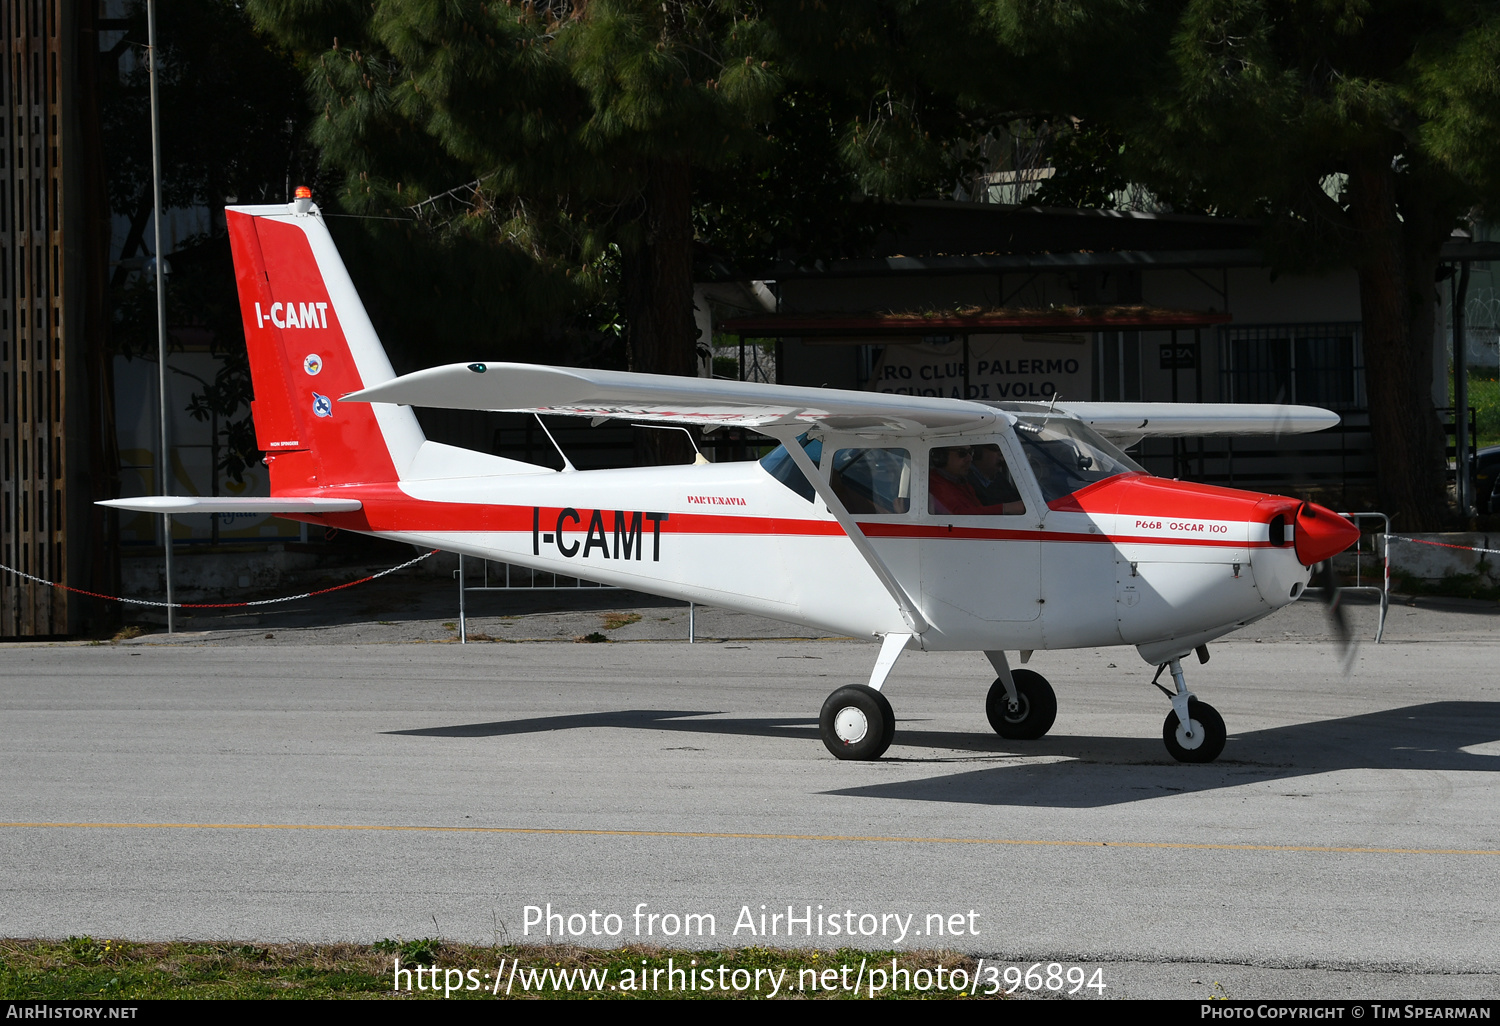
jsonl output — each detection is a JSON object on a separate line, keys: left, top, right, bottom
{"left": 869, "top": 335, "right": 1091, "bottom": 402}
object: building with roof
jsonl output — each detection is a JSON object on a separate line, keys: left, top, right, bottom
{"left": 702, "top": 200, "right": 1491, "bottom": 509}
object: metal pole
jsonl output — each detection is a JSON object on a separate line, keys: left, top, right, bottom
{"left": 1454, "top": 261, "right": 1472, "bottom": 516}
{"left": 688, "top": 601, "right": 694, "bottom": 644}
{"left": 1195, "top": 326, "right": 1205, "bottom": 480}
{"left": 458, "top": 556, "right": 467, "bottom": 644}
{"left": 961, "top": 335, "right": 970, "bottom": 400}
{"left": 147, "top": 0, "right": 174, "bottom": 632}
{"left": 1377, "top": 512, "right": 1389, "bottom": 644}
{"left": 1170, "top": 328, "right": 1180, "bottom": 478}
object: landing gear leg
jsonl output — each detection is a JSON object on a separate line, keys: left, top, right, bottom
{"left": 818, "top": 633, "right": 909, "bottom": 761}
{"left": 984, "top": 651, "right": 1057, "bottom": 740}
{"left": 1158, "top": 657, "right": 1226, "bottom": 763}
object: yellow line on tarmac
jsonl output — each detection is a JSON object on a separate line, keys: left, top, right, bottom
{"left": 1, "top": 821, "right": 1495, "bottom": 856}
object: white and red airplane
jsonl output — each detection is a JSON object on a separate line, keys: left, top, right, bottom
{"left": 104, "top": 197, "right": 1360, "bottom": 764}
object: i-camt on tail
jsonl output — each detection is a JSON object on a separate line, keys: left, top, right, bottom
{"left": 103, "top": 194, "right": 1361, "bottom": 764}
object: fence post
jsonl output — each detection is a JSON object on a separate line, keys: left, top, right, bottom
{"left": 458, "top": 555, "right": 467, "bottom": 645}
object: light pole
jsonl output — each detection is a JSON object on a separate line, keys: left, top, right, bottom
{"left": 147, "top": 0, "right": 174, "bottom": 631}
{"left": 1454, "top": 259, "right": 1472, "bottom": 517}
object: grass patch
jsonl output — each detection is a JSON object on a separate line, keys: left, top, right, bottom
{"left": 0, "top": 940, "right": 1002, "bottom": 1000}
{"left": 1453, "top": 370, "right": 1500, "bottom": 448}
{"left": 600, "top": 612, "right": 643, "bottom": 631}
{"left": 111, "top": 625, "right": 145, "bottom": 642}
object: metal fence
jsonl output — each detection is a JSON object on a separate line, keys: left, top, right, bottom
{"left": 1299, "top": 511, "right": 1390, "bottom": 643}
{"left": 454, "top": 554, "right": 696, "bottom": 644}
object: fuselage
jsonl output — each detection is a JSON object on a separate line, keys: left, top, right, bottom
{"left": 212, "top": 201, "right": 1351, "bottom": 660}
{"left": 291, "top": 429, "right": 1322, "bottom": 655}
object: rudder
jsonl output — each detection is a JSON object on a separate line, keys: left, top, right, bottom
{"left": 226, "top": 202, "right": 424, "bottom": 492}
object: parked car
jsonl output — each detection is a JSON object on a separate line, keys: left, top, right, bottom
{"left": 1475, "top": 445, "right": 1500, "bottom": 515}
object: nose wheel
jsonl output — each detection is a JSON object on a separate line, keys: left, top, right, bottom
{"left": 819, "top": 685, "right": 895, "bottom": 760}
{"left": 1162, "top": 698, "right": 1226, "bottom": 763}
{"left": 1156, "top": 657, "right": 1227, "bottom": 763}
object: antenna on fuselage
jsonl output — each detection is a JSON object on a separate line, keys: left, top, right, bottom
{"left": 534, "top": 414, "right": 578, "bottom": 472}
{"left": 1040, "top": 391, "right": 1063, "bottom": 430}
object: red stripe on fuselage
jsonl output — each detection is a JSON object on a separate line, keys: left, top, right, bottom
{"left": 858, "top": 522, "right": 1262, "bottom": 547}
{"left": 299, "top": 485, "right": 847, "bottom": 537}
{"left": 282, "top": 485, "right": 1259, "bottom": 548}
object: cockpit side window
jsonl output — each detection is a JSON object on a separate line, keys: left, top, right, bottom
{"left": 927, "top": 443, "right": 1026, "bottom": 516}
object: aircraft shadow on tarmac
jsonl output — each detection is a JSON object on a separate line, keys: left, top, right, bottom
{"left": 387, "top": 702, "right": 1500, "bottom": 808}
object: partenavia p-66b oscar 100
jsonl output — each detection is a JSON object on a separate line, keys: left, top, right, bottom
{"left": 103, "top": 196, "right": 1361, "bottom": 764}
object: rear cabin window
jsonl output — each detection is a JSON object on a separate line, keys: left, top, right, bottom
{"left": 830, "top": 448, "right": 911, "bottom": 514}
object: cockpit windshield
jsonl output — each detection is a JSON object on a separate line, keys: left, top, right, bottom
{"left": 1012, "top": 416, "right": 1145, "bottom": 504}
{"left": 759, "top": 434, "right": 822, "bottom": 502}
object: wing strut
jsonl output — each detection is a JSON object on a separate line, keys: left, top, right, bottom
{"left": 766, "top": 428, "right": 930, "bottom": 636}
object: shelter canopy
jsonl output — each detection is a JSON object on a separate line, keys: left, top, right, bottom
{"left": 720, "top": 306, "right": 1232, "bottom": 341}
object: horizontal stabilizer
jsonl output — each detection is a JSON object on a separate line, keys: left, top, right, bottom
{"left": 344, "top": 362, "right": 999, "bottom": 435}
{"left": 99, "top": 496, "right": 362, "bottom": 514}
{"left": 1054, "top": 402, "right": 1339, "bottom": 439}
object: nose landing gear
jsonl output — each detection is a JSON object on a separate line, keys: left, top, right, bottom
{"left": 1155, "top": 656, "right": 1226, "bottom": 763}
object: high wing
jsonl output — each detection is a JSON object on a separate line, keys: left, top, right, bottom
{"left": 344, "top": 362, "right": 1001, "bottom": 435}
{"left": 1053, "top": 402, "right": 1339, "bottom": 442}
{"left": 345, "top": 363, "right": 1340, "bottom": 441}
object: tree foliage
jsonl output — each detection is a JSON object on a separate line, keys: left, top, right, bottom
{"left": 985, "top": 0, "right": 1500, "bottom": 527}
{"left": 250, "top": 0, "right": 784, "bottom": 401}
{"left": 247, "top": 0, "right": 1007, "bottom": 461}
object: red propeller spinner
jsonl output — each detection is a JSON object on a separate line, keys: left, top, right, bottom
{"left": 1293, "top": 502, "right": 1361, "bottom": 566}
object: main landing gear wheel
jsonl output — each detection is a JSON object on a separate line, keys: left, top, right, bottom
{"left": 1163, "top": 699, "right": 1226, "bottom": 763}
{"left": 819, "top": 685, "right": 895, "bottom": 761}
{"left": 986, "top": 669, "right": 1057, "bottom": 740}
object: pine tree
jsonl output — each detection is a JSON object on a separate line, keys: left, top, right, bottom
{"left": 250, "top": 0, "right": 775, "bottom": 369}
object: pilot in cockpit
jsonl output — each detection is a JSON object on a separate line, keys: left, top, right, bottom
{"left": 970, "top": 443, "right": 1025, "bottom": 511}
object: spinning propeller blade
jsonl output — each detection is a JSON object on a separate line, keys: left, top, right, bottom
{"left": 1313, "top": 559, "right": 1357, "bottom": 670}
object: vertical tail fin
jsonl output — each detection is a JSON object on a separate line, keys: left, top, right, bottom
{"left": 226, "top": 202, "right": 424, "bottom": 492}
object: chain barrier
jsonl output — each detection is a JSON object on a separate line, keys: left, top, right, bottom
{"left": 1386, "top": 535, "right": 1500, "bottom": 556}
{"left": 0, "top": 549, "right": 439, "bottom": 610}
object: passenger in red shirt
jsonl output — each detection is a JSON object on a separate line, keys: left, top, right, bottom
{"left": 928, "top": 446, "right": 1024, "bottom": 515}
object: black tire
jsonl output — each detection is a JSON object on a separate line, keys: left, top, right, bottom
{"left": 985, "top": 669, "right": 1057, "bottom": 740}
{"left": 1162, "top": 699, "right": 1227, "bottom": 763}
{"left": 819, "top": 685, "right": 895, "bottom": 760}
